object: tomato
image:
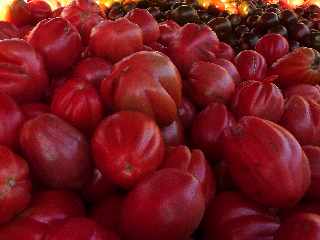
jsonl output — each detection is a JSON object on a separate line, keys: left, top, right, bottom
{"left": 121, "top": 169, "right": 205, "bottom": 240}
{"left": 100, "top": 51, "right": 182, "bottom": 126}
{"left": 234, "top": 50, "right": 268, "bottom": 81}
{"left": 284, "top": 84, "right": 320, "bottom": 103}
{"left": 0, "top": 21, "right": 20, "bottom": 40}
{"left": 178, "top": 97, "right": 197, "bottom": 129}
{"left": 203, "top": 192, "right": 279, "bottom": 240}
{"left": 271, "top": 47, "right": 320, "bottom": 88}
{"left": 89, "top": 18, "right": 143, "bottom": 62}
{"left": 232, "top": 80, "right": 284, "bottom": 122}
{"left": 303, "top": 145, "right": 320, "bottom": 200}
{"left": 0, "top": 146, "right": 31, "bottom": 224}
{"left": 187, "top": 61, "right": 235, "bottom": 107}
{"left": 20, "top": 114, "right": 93, "bottom": 189}
{"left": 0, "top": 39, "right": 49, "bottom": 102}
{"left": 212, "top": 42, "right": 235, "bottom": 61}
{"left": 125, "top": 9, "right": 159, "bottom": 44}
{"left": 161, "top": 119, "right": 185, "bottom": 146}
{"left": 0, "top": 94, "right": 24, "bottom": 148}
{"left": 210, "top": 58, "right": 241, "bottom": 84}
{"left": 27, "top": 0, "right": 52, "bottom": 24}
{"left": 222, "top": 116, "right": 311, "bottom": 207}
{"left": 5, "top": 0, "right": 32, "bottom": 27}
{"left": 27, "top": 17, "right": 82, "bottom": 74}
{"left": 20, "top": 103, "right": 50, "bottom": 120}
{"left": 255, "top": 33, "right": 289, "bottom": 65}
{"left": 92, "top": 111, "right": 164, "bottom": 188}
{"left": 158, "top": 20, "right": 180, "bottom": 46}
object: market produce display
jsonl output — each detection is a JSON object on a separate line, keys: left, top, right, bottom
{"left": 0, "top": 0, "right": 320, "bottom": 239}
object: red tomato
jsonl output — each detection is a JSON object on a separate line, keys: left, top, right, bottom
{"left": 284, "top": 84, "right": 320, "bottom": 103}
{"left": 100, "top": 51, "right": 182, "bottom": 126}
{"left": 89, "top": 18, "right": 143, "bottom": 62}
{"left": 0, "top": 146, "right": 31, "bottom": 224}
{"left": 158, "top": 20, "right": 180, "bottom": 46}
{"left": 0, "top": 94, "right": 24, "bottom": 148}
{"left": 27, "top": 0, "right": 52, "bottom": 24}
{"left": 212, "top": 42, "right": 235, "bottom": 61}
{"left": 210, "top": 58, "right": 241, "bottom": 84}
{"left": 125, "top": 8, "right": 160, "bottom": 44}
{"left": 92, "top": 111, "right": 164, "bottom": 188}
{"left": 20, "top": 103, "right": 50, "bottom": 120}
{"left": 0, "top": 21, "right": 20, "bottom": 40}
{"left": 5, "top": 0, "right": 33, "bottom": 27}
{"left": 234, "top": 50, "right": 268, "bottom": 81}
{"left": 0, "top": 39, "right": 49, "bottom": 102}
{"left": 27, "top": 17, "right": 82, "bottom": 74}
{"left": 161, "top": 118, "right": 185, "bottom": 146}
{"left": 121, "top": 169, "right": 205, "bottom": 240}
{"left": 20, "top": 114, "right": 93, "bottom": 189}
{"left": 303, "top": 145, "right": 320, "bottom": 200}
{"left": 255, "top": 33, "right": 289, "bottom": 65}
{"left": 178, "top": 97, "right": 197, "bottom": 129}
{"left": 222, "top": 116, "right": 311, "bottom": 207}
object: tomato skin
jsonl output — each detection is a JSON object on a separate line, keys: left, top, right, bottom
{"left": 0, "top": 146, "right": 31, "bottom": 224}
{"left": 178, "top": 97, "right": 197, "bottom": 129}
{"left": 92, "top": 111, "right": 164, "bottom": 188}
{"left": 212, "top": 42, "right": 235, "bottom": 61}
{"left": 161, "top": 118, "right": 185, "bottom": 146}
{"left": 0, "top": 21, "right": 20, "bottom": 40}
{"left": 284, "top": 84, "right": 320, "bottom": 103}
{"left": 158, "top": 20, "right": 180, "bottom": 46}
{"left": 211, "top": 58, "right": 241, "bottom": 84}
{"left": 27, "top": 17, "right": 82, "bottom": 75}
{"left": 5, "top": 0, "right": 33, "bottom": 27}
{"left": 0, "top": 39, "right": 49, "bottom": 103}
{"left": 27, "top": 0, "right": 52, "bottom": 24}
{"left": 21, "top": 103, "right": 50, "bottom": 121}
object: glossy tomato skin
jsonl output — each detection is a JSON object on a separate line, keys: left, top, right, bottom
{"left": 92, "top": 111, "right": 164, "bottom": 188}
{"left": 100, "top": 51, "right": 182, "bottom": 126}
{"left": 45, "top": 217, "right": 120, "bottom": 240}
{"left": 280, "top": 96, "right": 320, "bottom": 145}
{"left": 20, "top": 114, "right": 93, "bottom": 189}
{"left": 212, "top": 42, "right": 235, "bottom": 61}
{"left": 51, "top": 79, "right": 104, "bottom": 135}
{"left": 121, "top": 169, "right": 206, "bottom": 240}
{"left": 20, "top": 190, "right": 85, "bottom": 225}
{"left": 275, "top": 213, "right": 320, "bottom": 239}
{"left": 234, "top": 50, "right": 268, "bottom": 81}
{"left": 0, "top": 94, "right": 24, "bottom": 148}
{"left": 191, "top": 102, "right": 235, "bottom": 161}
{"left": 0, "top": 146, "right": 31, "bottom": 224}
{"left": 178, "top": 97, "right": 197, "bottom": 129}
{"left": 71, "top": 57, "right": 112, "bottom": 88}
{"left": 284, "top": 84, "right": 320, "bottom": 103}
{"left": 89, "top": 18, "right": 143, "bottom": 63}
{"left": 0, "top": 39, "right": 49, "bottom": 102}
{"left": 169, "top": 23, "right": 218, "bottom": 75}
{"left": 222, "top": 116, "right": 311, "bottom": 207}
{"left": 232, "top": 80, "right": 284, "bottom": 122}
{"left": 203, "top": 192, "right": 280, "bottom": 240}
{"left": 27, "top": 17, "right": 82, "bottom": 74}
{"left": 158, "top": 20, "right": 180, "bottom": 46}
{"left": 0, "top": 21, "right": 20, "bottom": 40}
{"left": 5, "top": 0, "right": 32, "bottom": 27}
{"left": 210, "top": 58, "right": 241, "bottom": 84}
{"left": 161, "top": 145, "right": 215, "bottom": 206}
{"left": 303, "top": 146, "right": 320, "bottom": 200}
{"left": 161, "top": 119, "right": 185, "bottom": 146}
{"left": 20, "top": 103, "right": 50, "bottom": 120}
{"left": 125, "top": 8, "right": 160, "bottom": 44}
{"left": 271, "top": 48, "right": 320, "bottom": 88}
{"left": 27, "top": 0, "right": 52, "bottom": 24}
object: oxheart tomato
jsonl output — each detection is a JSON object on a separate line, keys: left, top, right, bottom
{"left": 178, "top": 97, "right": 197, "bottom": 129}
{"left": 20, "top": 190, "right": 85, "bottom": 225}
{"left": 5, "top": 0, "right": 32, "bottom": 27}
{"left": 280, "top": 201, "right": 320, "bottom": 219}
{"left": 234, "top": 50, "right": 267, "bottom": 81}
{"left": 271, "top": 47, "right": 320, "bottom": 88}
{"left": 125, "top": 8, "right": 160, "bottom": 44}
{"left": 203, "top": 192, "right": 280, "bottom": 240}
{"left": 71, "top": 57, "right": 112, "bottom": 88}
{"left": 89, "top": 18, "right": 143, "bottom": 63}
{"left": 20, "top": 114, "right": 93, "bottom": 190}
{"left": 275, "top": 213, "right": 320, "bottom": 239}
{"left": 51, "top": 79, "right": 104, "bottom": 135}
{"left": 92, "top": 111, "right": 164, "bottom": 188}
{"left": 210, "top": 58, "right": 241, "bottom": 84}
{"left": 121, "top": 169, "right": 205, "bottom": 240}
{"left": 280, "top": 96, "right": 320, "bottom": 145}
{"left": 0, "top": 21, "right": 20, "bottom": 40}
{"left": 212, "top": 42, "right": 235, "bottom": 61}
{"left": 284, "top": 84, "right": 320, "bottom": 103}
{"left": 20, "top": 103, "right": 50, "bottom": 120}
{"left": 0, "top": 146, "right": 31, "bottom": 224}
{"left": 100, "top": 51, "right": 182, "bottom": 126}
{"left": 27, "top": 0, "right": 52, "bottom": 24}
{"left": 303, "top": 146, "right": 320, "bottom": 200}
{"left": 146, "top": 41, "right": 168, "bottom": 55}
{"left": 222, "top": 116, "right": 311, "bottom": 207}
{"left": 187, "top": 61, "right": 235, "bottom": 107}
{"left": 232, "top": 80, "right": 284, "bottom": 122}
{"left": 161, "top": 118, "right": 185, "bottom": 146}
{"left": 158, "top": 20, "right": 180, "bottom": 46}
{"left": 191, "top": 102, "right": 235, "bottom": 161}
{"left": 69, "top": 0, "right": 101, "bottom": 15}
{"left": 161, "top": 145, "right": 215, "bottom": 206}
{"left": 0, "top": 39, "right": 49, "bottom": 102}
{"left": 45, "top": 217, "right": 120, "bottom": 240}
{"left": 169, "top": 23, "right": 218, "bottom": 75}
{"left": 0, "top": 93, "right": 24, "bottom": 148}
{"left": 255, "top": 33, "right": 289, "bottom": 65}
{"left": 27, "top": 17, "right": 82, "bottom": 74}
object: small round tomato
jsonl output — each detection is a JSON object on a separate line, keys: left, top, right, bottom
{"left": 0, "top": 93, "right": 24, "bottom": 148}
{"left": 20, "top": 103, "right": 50, "bottom": 120}
{"left": 20, "top": 114, "right": 93, "bottom": 189}
{"left": 89, "top": 18, "right": 143, "bottom": 62}
{"left": 158, "top": 20, "right": 180, "bottom": 46}
{"left": 27, "top": 0, "right": 52, "bottom": 24}
{"left": 161, "top": 119, "right": 185, "bottom": 146}
{"left": 0, "top": 21, "right": 20, "bottom": 40}
{"left": 0, "top": 39, "right": 49, "bottom": 102}
{"left": 0, "top": 146, "right": 31, "bottom": 224}
{"left": 27, "top": 17, "right": 82, "bottom": 74}
{"left": 92, "top": 111, "right": 164, "bottom": 188}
